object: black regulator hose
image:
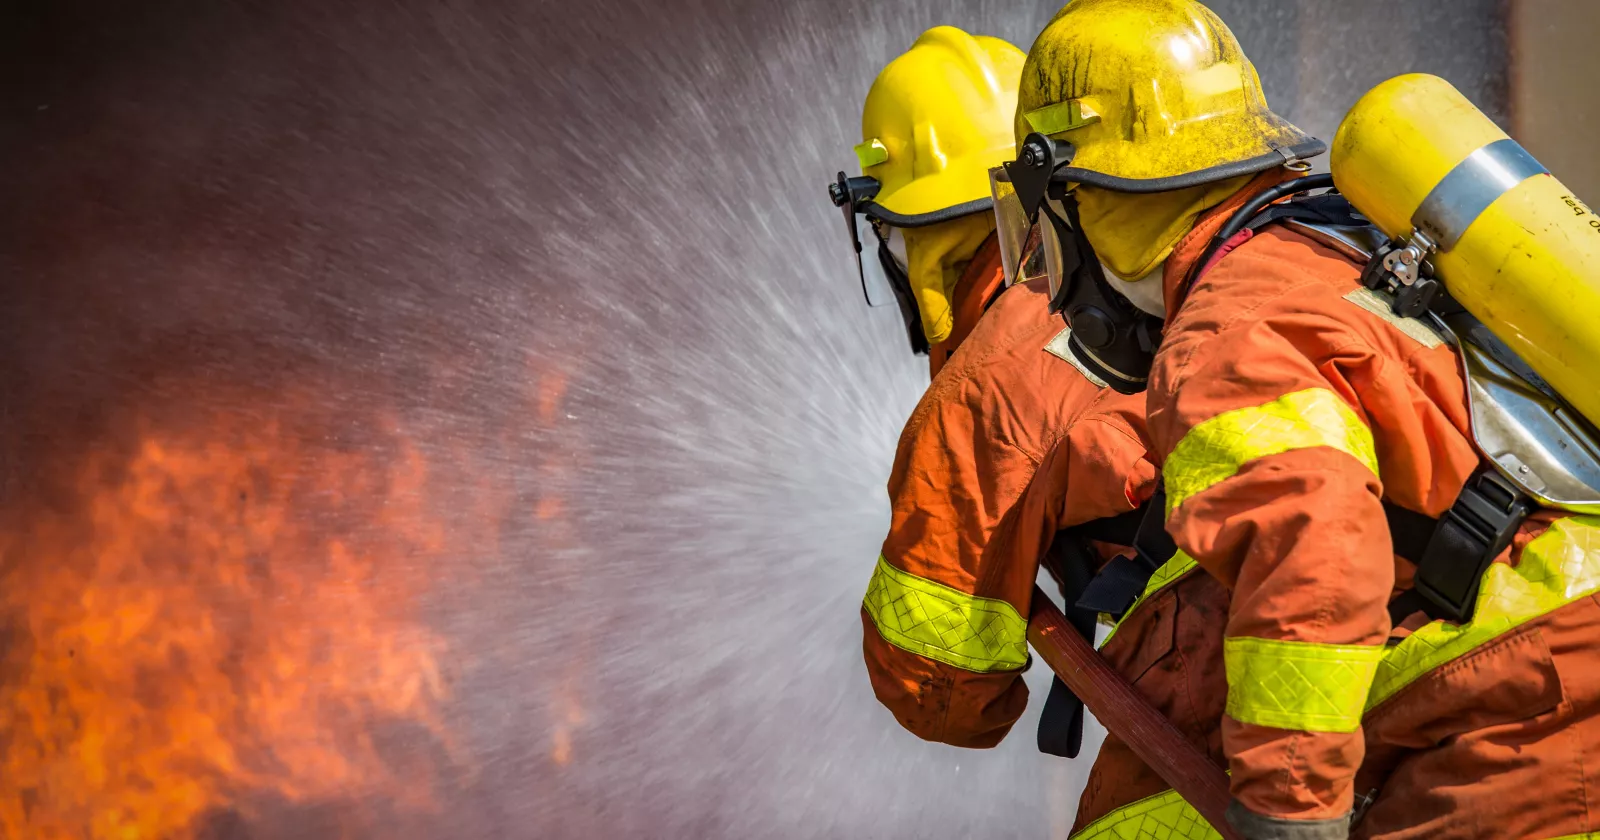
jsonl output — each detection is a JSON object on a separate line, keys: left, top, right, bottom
{"left": 1187, "top": 172, "right": 1336, "bottom": 289}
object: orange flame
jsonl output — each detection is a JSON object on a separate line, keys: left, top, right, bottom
{"left": 0, "top": 405, "right": 457, "bottom": 839}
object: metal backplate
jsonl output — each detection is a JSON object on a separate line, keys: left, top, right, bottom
{"left": 1445, "top": 319, "right": 1600, "bottom": 514}
{"left": 1279, "top": 219, "right": 1388, "bottom": 264}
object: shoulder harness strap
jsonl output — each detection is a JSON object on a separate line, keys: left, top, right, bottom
{"left": 1056, "top": 483, "right": 1177, "bottom": 620}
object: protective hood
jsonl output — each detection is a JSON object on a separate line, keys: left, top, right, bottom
{"left": 1076, "top": 175, "right": 1252, "bottom": 281}
{"left": 902, "top": 213, "right": 998, "bottom": 345}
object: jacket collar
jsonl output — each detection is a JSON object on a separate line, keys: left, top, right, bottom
{"left": 1161, "top": 169, "right": 1303, "bottom": 317}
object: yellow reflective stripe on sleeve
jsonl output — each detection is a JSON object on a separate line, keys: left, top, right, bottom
{"left": 1224, "top": 637, "right": 1383, "bottom": 733}
{"left": 1368, "top": 515, "right": 1600, "bottom": 711}
{"left": 1097, "top": 550, "right": 1200, "bottom": 650}
{"left": 1164, "top": 388, "right": 1378, "bottom": 515}
{"left": 862, "top": 555, "right": 1028, "bottom": 673}
{"left": 1069, "top": 787, "right": 1223, "bottom": 840}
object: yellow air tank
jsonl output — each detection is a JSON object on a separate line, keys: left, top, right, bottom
{"left": 1332, "top": 73, "right": 1600, "bottom": 429}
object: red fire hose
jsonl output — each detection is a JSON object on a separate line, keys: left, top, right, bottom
{"left": 1027, "top": 585, "right": 1242, "bottom": 840}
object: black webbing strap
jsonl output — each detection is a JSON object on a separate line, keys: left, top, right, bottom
{"left": 1037, "top": 676, "right": 1087, "bottom": 760}
{"left": 1038, "top": 484, "right": 1176, "bottom": 759}
{"left": 1036, "top": 528, "right": 1103, "bottom": 759}
{"left": 1385, "top": 467, "right": 1532, "bottom": 625}
{"left": 1384, "top": 502, "right": 1436, "bottom": 625}
{"left": 1383, "top": 500, "right": 1436, "bottom": 563}
{"left": 1386, "top": 471, "right": 1532, "bottom": 625}
{"left": 1072, "top": 482, "right": 1177, "bottom": 618}
{"left": 1240, "top": 192, "right": 1366, "bottom": 233}
{"left": 1056, "top": 469, "right": 1529, "bottom": 635}
{"left": 1074, "top": 555, "right": 1158, "bottom": 617}
{"left": 1063, "top": 505, "right": 1145, "bottom": 546}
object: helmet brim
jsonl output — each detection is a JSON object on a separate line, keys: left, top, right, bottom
{"left": 1060, "top": 138, "right": 1328, "bottom": 194}
{"left": 1054, "top": 108, "right": 1327, "bottom": 194}
{"left": 862, "top": 196, "right": 992, "bottom": 228}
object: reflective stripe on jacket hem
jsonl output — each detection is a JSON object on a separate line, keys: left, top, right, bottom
{"left": 1224, "top": 637, "right": 1382, "bottom": 733}
{"left": 1368, "top": 515, "right": 1600, "bottom": 711}
{"left": 862, "top": 555, "right": 1028, "bottom": 673}
{"left": 1070, "top": 787, "right": 1223, "bottom": 840}
{"left": 1164, "top": 387, "right": 1378, "bottom": 515}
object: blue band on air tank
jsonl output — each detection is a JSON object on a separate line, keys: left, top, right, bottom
{"left": 1413, "top": 138, "right": 1549, "bottom": 250}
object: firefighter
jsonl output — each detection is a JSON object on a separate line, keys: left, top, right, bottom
{"left": 829, "top": 25, "right": 1021, "bottom": 377}
{"left": 840, "top": 25, "right": 1235, "bottom": 830}
{"left": 1003, "top": 1, "right": 1600, "bottom": 838}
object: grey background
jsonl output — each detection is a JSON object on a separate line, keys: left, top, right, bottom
{"left": 0, "top": 2, "right": 1506, "bottom": 838}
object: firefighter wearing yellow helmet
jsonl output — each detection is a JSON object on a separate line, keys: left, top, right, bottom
{"left": 998, "top": 2, "right": 1600, "bottom": 839}
{"left": 828, "top": 25, "right": 1023, "bottom": 376}
{"left": 841, "top": 24, "right": 1199, "bottom": 784}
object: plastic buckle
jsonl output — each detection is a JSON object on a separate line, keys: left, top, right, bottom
{"left": 1076, "top": 485, "right": 1176, "bottom": 619}
{"left": 1413, "top": 468, "right": 1532, "bottom": 624}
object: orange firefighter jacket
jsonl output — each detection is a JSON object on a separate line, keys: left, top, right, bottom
{"left": 1147, "top": 175, "right": 1600, "bottom": 838}
{"left": 1069, "top": 569, "right": 1232, "bottom": 835}
{"left": 1062, "top": 178, "right": 1305, "bottom": 837}
{"left": 860, "top": 266, "right": 1156, "bottom": 748}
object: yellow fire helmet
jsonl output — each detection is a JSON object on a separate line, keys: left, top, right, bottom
{"left": 858, "top": 26, "right": 1024, "bottom": 224}
{"left": 829, "top": 26, "right": 1024, "bottom": 353}
{"left": 990, "top": 0, "right": 1323, "bottom": 393}
{"left": 1013, "top": 0, "right": 1322, "bottom": 191}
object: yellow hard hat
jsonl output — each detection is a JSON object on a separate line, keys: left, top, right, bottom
{"left": 1014, "top": 0, "right": 1322, "bottom": 191}
{"left": 856, "top": 26, "right": 1025, "bottom": 224}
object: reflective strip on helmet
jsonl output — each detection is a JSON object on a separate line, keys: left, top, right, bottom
{"left": 1413, "top": 138, "right": 1548, "bottom": 250}
{"left": 1224, "top": 637, "right": 1384, "bottom": 733}
{"left": 1164, "top": 388, "right": 1378, "bottom": 516}
{"left": 1069, "top": 787, "right": 1223, "bottom": 840}
{"left": 862, "top": 555, "right": 1028, "bottom": 673}
{"left": 1097, "top": 550, "right": 1200, "bottom": 650}
{"left": 1024, "top": 99, "right": 1101, "bottom": 136}
{"left": 1368, "top": 515, "right": 1600, "bottom": 711}
{"left": 853, "top": 138, "right": 889, "bottom": 169}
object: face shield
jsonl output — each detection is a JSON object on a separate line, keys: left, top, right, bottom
{"left": 1037, "top": 191, "right": 1086, "bottom": 309}
{"left": 989, "top": 166, "right": 1049, "bottom": 288}
{"left": 828, "top": 171, "right": 930, "bottom": 355}
{"left": 1000, "top": 135, "right": 1165, "bottom": 394}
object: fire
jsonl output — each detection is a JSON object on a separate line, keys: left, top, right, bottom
{"left": 0, "top": 404, "right": 456, "bottom": 839}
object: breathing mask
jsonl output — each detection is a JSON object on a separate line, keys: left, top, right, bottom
{"left": 993, "top": 138, "right": 1165, "bottom": 394}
